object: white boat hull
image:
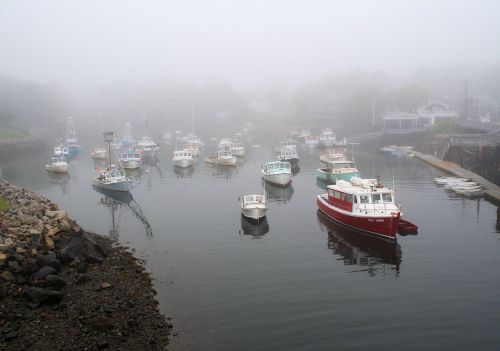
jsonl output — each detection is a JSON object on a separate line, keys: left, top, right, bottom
{"left": 241, "top": 207, "right": 267, "bottom": 222}
{"left": 91, "top": 151, "right": 108, "bottom": 160}
{"left": 205, "top": 156, "right": 237, "bottom": 166}
{"left": 261, "top": 170, "right": 292, "bottom": 186}
{"left": 92, "top": 178, "right": 136, "bottom": 192}
{"left": 121, "top": 160, "right": 142, "bottom": 169}
{"left": 45, "top": 164, "right": 69, "bottom": 174}
{"left": 173, "top": 158, "right": 193, "bottom": 168}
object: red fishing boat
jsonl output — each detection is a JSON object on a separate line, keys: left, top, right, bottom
{"left": 316, "top": 177, "right": 401, "bottom": 241}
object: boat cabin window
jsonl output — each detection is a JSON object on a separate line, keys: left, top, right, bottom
{"left": 382, "top": 193, "right": 393, "bottom": 203}
{"left": 345, "top": 194, "right": 353, "bottom": 203}
{"left": 353, "top": 195, "right": 358, "bottom": 203}
{"left": 359, "top": 195, "right": 369, "bottom": 203}
{"left": 255, "top": 195, "right": 264, "bottom": 203}
{"left": 372, "top": 193, "right": 382, "bottom": 203}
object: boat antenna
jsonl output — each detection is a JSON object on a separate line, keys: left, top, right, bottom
{"left": 392, "top": 168, "right": 395, "bottom": 190}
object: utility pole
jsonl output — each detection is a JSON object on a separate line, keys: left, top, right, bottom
{"left": 461, "top": 79, "right": 470, "bottom": 120}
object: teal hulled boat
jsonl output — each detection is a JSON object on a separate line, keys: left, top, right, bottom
{"left": 316, "top": 159, "right": 360, "bottom": 184}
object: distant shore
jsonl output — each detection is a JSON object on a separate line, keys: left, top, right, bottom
{"left": 0, "top": 180, "right": 171, "bottom": 350}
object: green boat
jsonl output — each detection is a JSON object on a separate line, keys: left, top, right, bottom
{"left": 316, "top": 159, "right": 360, "bottom": 184}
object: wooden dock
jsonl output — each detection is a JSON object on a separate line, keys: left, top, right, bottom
{"left": 406, "top": 149, "right": 500, "bottom": 204}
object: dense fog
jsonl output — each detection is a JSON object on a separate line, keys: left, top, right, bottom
{"left": 1, "top": 0, "right": 499, "bottom": 136}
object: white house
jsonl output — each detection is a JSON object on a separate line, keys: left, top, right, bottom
{"left": 417, "top": 99, "right": 459, "bottom": 125}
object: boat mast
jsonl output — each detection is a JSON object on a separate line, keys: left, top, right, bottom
{"left": 103, "top": 131, "right": 114, "bottom": 168}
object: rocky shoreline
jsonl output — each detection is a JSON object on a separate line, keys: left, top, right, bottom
{"left": 0, "top": 180, "right": 170, "bottom": 350}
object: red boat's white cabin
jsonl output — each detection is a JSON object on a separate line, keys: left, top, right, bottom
{"left": 317, "top": 178, "right": 401, "bottom": 240}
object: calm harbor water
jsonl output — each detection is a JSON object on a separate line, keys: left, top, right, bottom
{"left": 1, "top": 132, "right": 500, "bottom": 350}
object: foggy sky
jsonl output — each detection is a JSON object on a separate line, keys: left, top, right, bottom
{"left": 1, "top": 0, "right": 499, "bottom": 91}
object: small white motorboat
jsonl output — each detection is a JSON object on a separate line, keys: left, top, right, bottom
{"left": 93, "top": 166, "right": 138, "bottom": 192}
{"left": 90, "top": 146, "right": 108, "bottom": 160}
{"left": 45, "top": 157, "right": 69, "bottom": 174}
{"left": 319, "top": 128, "right": 336, "bottom": 147}
{"left": 173, "top": 149, "right": 194, "bottom": 168}
{"left": 205, "top": 149, "right": 237, "bottom": 166}
{"left": 231, "top": 143, "right": 245, "bottom": 157}
{"left": 119, "top": 152, "right": 142, "bottom": 169}
{"left": 434, "top": 176, "right": 470, "bottom": 185}
{"left": 137, "top": 136, "right": 159, "bottom": 157}
{"left": 319, "top": 149, "right": 345, "bottom": 166}
{"left": 261, "top": 161, "right": 292, "bottom": 186}
{"left": 241, "top": 194, "right": 267, "bottom": 223}
{"left": 444, "top": 181, "right": 478, "bottom": 191}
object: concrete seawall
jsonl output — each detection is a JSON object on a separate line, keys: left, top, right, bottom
{"left": 407, "top": 149, "right": 500, "bottom": 204}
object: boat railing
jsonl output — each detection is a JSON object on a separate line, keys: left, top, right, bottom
{"left": 356, "top": 203, "right": 398, "bottom": 215}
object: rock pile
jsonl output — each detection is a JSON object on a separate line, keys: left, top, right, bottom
{"left": 0, "top": 180, "right": 170, "bottom": 350}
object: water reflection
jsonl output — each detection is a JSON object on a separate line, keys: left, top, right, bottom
{"left": 239, "top": 216, "right": 269, "bottom": 238}
{"left": 173, "top": 165, "right": 195, "bottom": 179}
{"left": 317, "top": 211, "right": 401, "bottom": 276}
{"left": 207, "top": 164, "right": 237, "bottom": 179}
{"left": 93, "top": 185, "right": 153, "bottom": 240}
{"left": 143, "top": 158, "right": 163, "bottom": 189}
{"left": 262, "top": 179, "right": 294, "bottom": 204}
{"left": 496, "top": 207, "right": 500, "bottom": 233}
{"left": 47, "top": 172, "right": 70, "bottom": 194}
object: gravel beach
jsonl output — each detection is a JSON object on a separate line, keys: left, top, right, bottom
{"left": 0, "top": 180, "right": 170, "bottom": 350}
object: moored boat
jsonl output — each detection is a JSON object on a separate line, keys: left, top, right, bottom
{"left": 317, "top": 177, "right": 402, "bottom": 241}
{"left": 433, "top": 176, "right": 470, "bottom": 185}
{"left": 319, "top": 128, "right": 336, "bottom": 147}
{"left": 231, "top": 143, "right": 245, "bottom": 157}
{"left": 173, "top": 149, "right": 194, "bottom": 168}
{"left": 316, "top": 159, "right": 360, "bottom": 184}
{"left": 136, "top": 136, "right": 159, "bottom": 157}
{"left": 276, "top": 147, "right": 299, "bottom": 164}
{"left": 205, "top": 149, "right": 237, "bottom": 166}
{"left": 183, "top": 143, "right": 200, "bottom": 156}
{"left": 90, "top": 146, "right": 108, "bottom": 160}
{"left": 319, "top": 149, "right": 345, "bottom": 166}
{"left": 119, "top": 152, "right": 142, "bottom": 169}
{"left": 240, "top": 194, "right": 267, "bottom": 223}
{"left": 93, "top": 167, "right": 138, "bottom": 192}
{"left": 54, "top": 144, "right": 69, "bottom": 158}
{"left": 304, "top": 135, "right": 319, "bottom": 148}
{"left": 45, "top": 157, "right": 69, "bottom": 174}
{"left": 261, "top": 161, "right": 292, "bottom": 186}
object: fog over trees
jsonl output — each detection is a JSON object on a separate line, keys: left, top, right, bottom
{"left": 0, "top": 0, "right": 499, "bottom": 136}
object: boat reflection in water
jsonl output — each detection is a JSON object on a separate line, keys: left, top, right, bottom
{"left": 173, "top": 165, "right": 195, "bottom": 179}
{"left": 142, "top": 157, "right": 163, "bottom": 189}
{"left": 92, "top": 185, "right": 152, "bottom": 240}
{"left": 317, "top": 210, "right": 402, "bottom": 276}
{"left": 47, "top": 172, "right": 70, "bottom": 194}
{"left": 262, "top": 178, "right": 294, "bottom": 204}
{"left": 207, "top": 164, "right": 237, "bottom": 179}
{"left": 239, "top": 216, "right": 269, "bottom": 238}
